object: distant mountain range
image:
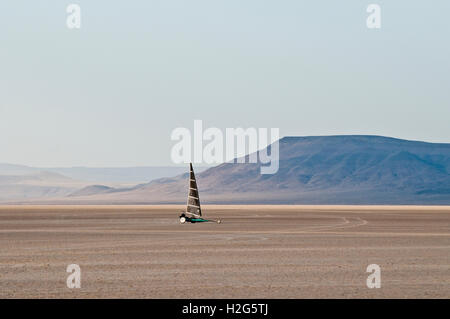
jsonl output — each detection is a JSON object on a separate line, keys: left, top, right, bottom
{"left": 43, "top": 135, "right": 450, "bottom": 205}
{"left": 0, "top": 170, "right": 80, "bottom": 201}
{"left": 0, "top": 164, "right": 206, "bottom": 183}
{"left": 0, "top": 164, "right": 206, "bottom": 202}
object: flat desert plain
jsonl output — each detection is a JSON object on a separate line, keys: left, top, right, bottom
{"left": 0, "top": 205, "right": 449, "bottom": 298}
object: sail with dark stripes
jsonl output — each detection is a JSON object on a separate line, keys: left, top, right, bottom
{"left": 186, "top": 163, "right": 202, "bottom": 216}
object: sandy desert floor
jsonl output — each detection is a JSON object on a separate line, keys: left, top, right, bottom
{"left": 0, "top": 205, "right": 448, "bottom": 298}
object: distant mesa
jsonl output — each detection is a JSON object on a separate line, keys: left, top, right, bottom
{"left": 65, "top": 135, "right": 450, "bottom": 205}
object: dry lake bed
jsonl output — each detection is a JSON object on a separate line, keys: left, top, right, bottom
{"left": 0, "top": 205, "right": 448, "bottom": 298}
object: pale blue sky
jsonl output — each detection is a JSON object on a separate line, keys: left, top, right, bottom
{"left": 1, "top": 1, "right": 449, "bottom": 166}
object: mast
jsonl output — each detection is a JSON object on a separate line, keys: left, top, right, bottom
{"left": 186, "top": 163, "right": 202, "bottom": 216}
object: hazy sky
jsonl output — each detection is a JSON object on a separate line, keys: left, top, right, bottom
{"left": 1, "top": 1, "right": 449, "bottom": 167}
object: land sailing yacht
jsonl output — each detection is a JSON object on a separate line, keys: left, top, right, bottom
{"left": 179, "top": 163, "right": 221, "bottom": 224}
